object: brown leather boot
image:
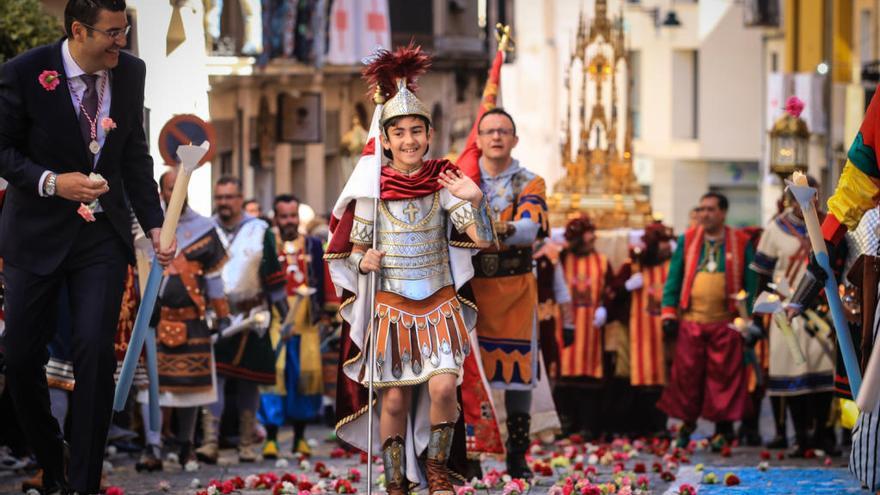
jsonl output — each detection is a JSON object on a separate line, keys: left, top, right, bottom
{"left": 195, "top": 408, "right": 220, "bottom": 464}
{"left": 381, "top": 435, "right": 408, "bottom": 495}
{"left": 425, "top": 422, "right": 454, "bottom": 495}
{"left": 238, "top": 409, "right": 259, "bottom": 463}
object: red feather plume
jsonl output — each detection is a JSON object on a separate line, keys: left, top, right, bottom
{"left": 362, "top": 42, "right": 432, "bottom": 100}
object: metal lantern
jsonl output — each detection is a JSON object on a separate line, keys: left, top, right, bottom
{"left": 769, "top": 98, "right": 810, "bottom": 182}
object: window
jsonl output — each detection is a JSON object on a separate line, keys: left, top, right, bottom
{"left": 672, "top": 49, "right": 698, "bottom": 139}
{"left": 861, "top": 9, "right": 874, "bottom": 65}
{"left": 389, "top": 0, "right": 434, "bottom": 47}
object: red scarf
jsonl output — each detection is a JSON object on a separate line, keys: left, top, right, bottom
{"left": 679, "top": 225, "right": 745, "bottom": 314}
{"left": 326, "top": 159, "right": 460, "bottom": 256}
{"left": 380, "top": 159, "right": 458, "bottom": 200}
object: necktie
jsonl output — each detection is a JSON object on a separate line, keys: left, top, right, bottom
{"left": 79, "top": 74, "right": 99, "bottom": 162}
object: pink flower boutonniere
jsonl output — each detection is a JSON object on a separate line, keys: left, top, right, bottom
{"left": 38, "top": 70, "right": 61, "bottom": 91}
{"left": 101, "top": 117, "right": 117, "bottom": 132}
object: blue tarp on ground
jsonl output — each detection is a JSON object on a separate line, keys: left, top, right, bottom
{"left": 693, "top": 467, "right": 865, "bottom": 494}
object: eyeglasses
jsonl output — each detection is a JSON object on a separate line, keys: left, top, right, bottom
{"left": 78, "top": 21, "right": 130, "bottom": 40}
{"left": 478, "top": 128, "right": 515, "bottom": 137}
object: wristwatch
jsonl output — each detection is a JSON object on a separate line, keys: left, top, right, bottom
{"left": 44, "top": 173, "right": 57, "bottom": 197}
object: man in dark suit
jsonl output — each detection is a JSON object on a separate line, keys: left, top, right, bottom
{"left": 0, "top": 1, "right": 175, "bottom": 493}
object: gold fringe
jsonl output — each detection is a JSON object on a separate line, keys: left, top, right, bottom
{"left": 449, "top": 240, "right": 478, "bottom": 249}
{"left": 457, "top": 295, "right": 478, "bottom": 312}
{"left": 324, "top": 251, "right": 352, "bottom": 260}
{"left": 366, "top": 368, "right": 460, "bottom": 390}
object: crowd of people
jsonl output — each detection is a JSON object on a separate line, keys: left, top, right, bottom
{"left": 5, "top": 1, "right": 880, "bottom": 495}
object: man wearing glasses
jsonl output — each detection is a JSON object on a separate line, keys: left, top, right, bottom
{"left": 196, "top": 177, "right": 288, "bottom": 464}
{"left": 469, "top": 108, "right": 549, "bottom": 479}
{"left": 0, "top": 1, "right": 173, "bottom": 493}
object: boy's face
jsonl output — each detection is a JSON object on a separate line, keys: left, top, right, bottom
{"left": 382, "top": 116, "right": 432, "bottom": 168}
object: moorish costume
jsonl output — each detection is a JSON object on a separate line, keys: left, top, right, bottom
{"left": 258, "top": 229, "right": 326, "bottom": 457}
{"left": 196, "top": 213, "right": 286, "bottom": 463}
{"left": 751, "top": 208, "right": 836, "bottom": 454}
{"left": 657, "top": 225, "right": 755, "bottom": 442}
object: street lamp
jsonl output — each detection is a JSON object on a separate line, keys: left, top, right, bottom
{"left": 631, "top": 5, "right": 683, "bottom": 31}
{"left": 660, "top": 10, "right": 682, "bottom": 28}
{"left": 769, "top": 96, "right": 809, "bottom": 182}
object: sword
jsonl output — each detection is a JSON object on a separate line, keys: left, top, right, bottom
{"left": 752, "top": 291, "right": 806, "bottom": 365}
{"left": 786, "top": 171, "right": 862, "bottom": 399}
{"left": 211, "top": 308, "right": 272, "bottom": 343}
{"left": 114, "top": 142, "right": 210, "bottom": 412}
{"left": 274, "top": 286, "right": 318, "bottom": 359}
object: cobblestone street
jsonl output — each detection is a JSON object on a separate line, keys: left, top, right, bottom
{"left": 0, "top": 421, "right": 866, "bottom": 494}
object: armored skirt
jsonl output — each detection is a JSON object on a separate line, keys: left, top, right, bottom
{"left": 367, "top": 286, "right": 471, "bottom": 387}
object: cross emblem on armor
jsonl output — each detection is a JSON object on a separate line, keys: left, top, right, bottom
{"left": 403, "top": 201, "right": 419, "bottom": 223}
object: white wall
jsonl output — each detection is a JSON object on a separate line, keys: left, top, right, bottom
{"left": 499, "top": 0, "right": 564, "bottom": 189}
{"left": 129, "top": 0, "right": 213, "bottom": 216}
{"left": 697, "top": 1, "right": 763, "bottom": 161}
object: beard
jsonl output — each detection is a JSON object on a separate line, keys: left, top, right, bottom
{"left": 278, "top": 223, "right": 299, "bottom": 241}
{"left": 217, "top": 206, "right": 236, "bottom": 222}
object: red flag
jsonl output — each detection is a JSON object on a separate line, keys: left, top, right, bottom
{"left": 455, "top": 48, "right": 504, "bottom": 184}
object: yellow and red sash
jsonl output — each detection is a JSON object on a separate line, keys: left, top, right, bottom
{"left": 629, "top": 261, "right": 669, "bottom": 386}
{"left": 560, "top": 252, "right": 607, "bottom": 379}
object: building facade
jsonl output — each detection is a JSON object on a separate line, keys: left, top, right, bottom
{"left": 39, "top": 0, "right": 512, "bottom": 218}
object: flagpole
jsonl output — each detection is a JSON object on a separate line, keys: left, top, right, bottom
{"left": 365, "top": 87, "right": 385, "bottom": 495}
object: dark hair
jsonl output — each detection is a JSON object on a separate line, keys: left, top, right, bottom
{"left": 64, "top": 0, "right": 127, "bottom": 37}
{"left": 216, "top": 175, "right": 242, "bottom": 193}
{"left": 382, "top": 115, "right": 431, "bottom": 160}
{"left": 243, "top": 198, "right": 258, "bottom": 207}
{"left": 478, "top": 108, "right": 517, "bottom": 136}
{"left": 700, "top": 191, "right": 729, "bottom": 211}
{"left": 273, "top": 194, "right": 301, "bottom": 212}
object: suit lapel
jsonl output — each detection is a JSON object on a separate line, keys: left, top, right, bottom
{"left": 47, "top": 40, "right": 91, "bottom": 170}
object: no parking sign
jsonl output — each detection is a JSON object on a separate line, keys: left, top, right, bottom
{"left": 158, "top": 114, "right": 216, "bottom": 166}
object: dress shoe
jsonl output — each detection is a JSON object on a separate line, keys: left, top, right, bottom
{"left": 135, "top": 445, "right": 163, "bottom": 472}
{"left": 765, "top": 435, "right": 788, "bottom": 449}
